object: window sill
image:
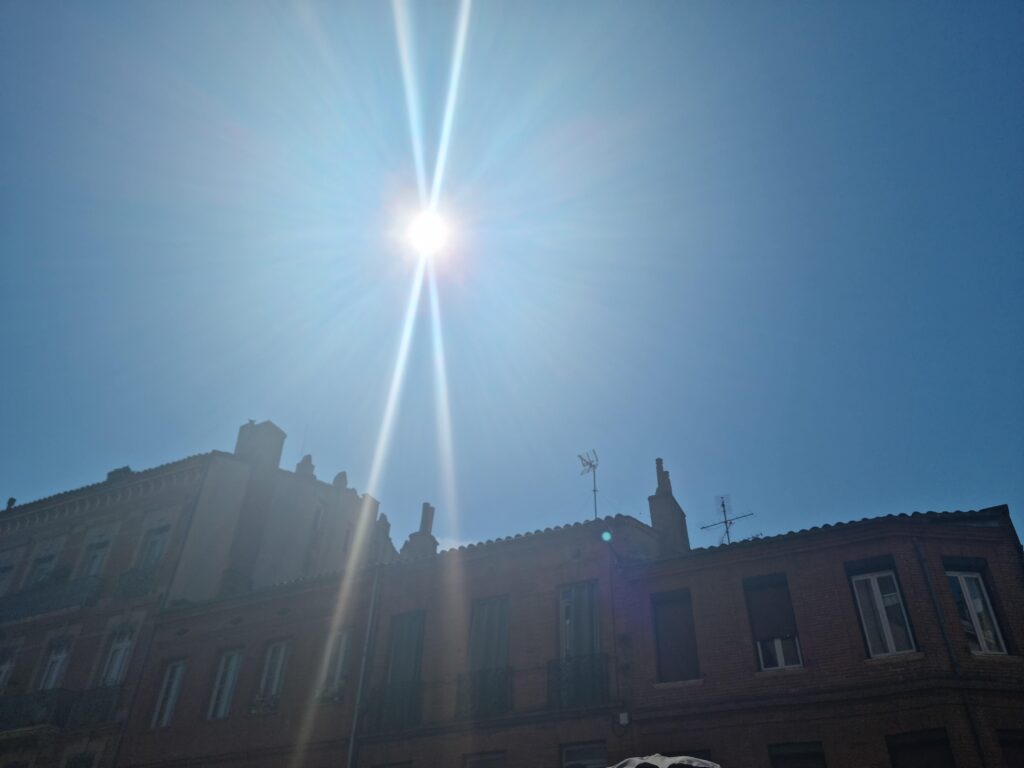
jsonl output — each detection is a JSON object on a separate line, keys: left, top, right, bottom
{"left": 654, "top": 677, "right": 704, "bottom": 689}
{"left": 754, "top": 665, "right": 806, "bottom": 677}
{"left": 865, "top": 651, "right": 924, "bottom": 664}
{"left": 968, "top": 650, "right": 1019, "bottom": 662}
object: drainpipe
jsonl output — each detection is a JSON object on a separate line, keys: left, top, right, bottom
{"left": 912, "top": 538, "right": 986, "bottom": 765}
{"left": 345, "top": 543, "right": 384, "bottom": 768}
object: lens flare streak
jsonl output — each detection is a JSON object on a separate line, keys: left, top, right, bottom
{"left": 392, "top": 0, "right": 429, "bottom": 204}
{"left": 430, "top": 0, "right": 473, "bottom": 210}
{"left": 428, "top": 262, "right": 458, "bottom": 520}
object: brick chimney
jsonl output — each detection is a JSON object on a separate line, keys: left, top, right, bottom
{"left": 401, "top": 502, "right": 439, "bottom": 560}
{"left": 234, "top": 420, "right": 286, "bottom": 468}
{"left": 647, "top": 458, "right": 690, "bottom": 554}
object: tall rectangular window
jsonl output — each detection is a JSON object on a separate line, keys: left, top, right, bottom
{"left": 465, "top": 596, "right": 511, "bottom": 716}
{"left": 886, "top": 729, "right": 956, "bottom": 768}
{"left": 39, "top": 640, "right": 70, "bottom": 690}
{"left": 151, "top": 660, "right": 185, "bottom": 729}
{"left": 80, "top": 541, "right": 110, "bottom": 578}
{"left": 559, "top": 582, "right": 599, "bottom": 659}
{"left": 0, "top": 564, "right": 14, "bottom": 596}
{"left": 254, "top": 641, "right": 288, "bottom": 709}
{"left": 0, "top": 648, "right": 15, "bottom": 694}
{"left": 745, "top": 574, "right": 802, "bottom": 670}
{"left": 851, "top": 570, "right": 914, "bottom": 656}
{"left": 946, "top": 571, "right": 1005, "bottom": 654}
{"left": 769, "top": 742, "right": 827, "bottom": 768}
{"left": 137, "top": 526, "right": 170, "bottom": 570}
{"left": 382, "top": 611, "right": 425, "bottom": 728}
{"left": 321, "top": 630, "right": 350, "bottom": 698}
{"left": 100, "top": 629, "right": 133, "bottom": 686}
{"left": 28, "top": 554, "right": 55, "bottom": 586}
{"left": 651, "top": 589, "right": 700, "bottom": 681}
{"left": 207, "top": 649, "right": 242, "bottom": 720}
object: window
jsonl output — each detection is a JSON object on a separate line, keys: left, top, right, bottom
{"left": 137, "top": 526, "right": 170, "bottom": 570}
{"left": 39, "top": 640, "right": 70, "bottom": 690}
{"left": 464, "top": 753, "right": 506, "bottom": 768}
{"left": 745, "top": 574, "right": 802, "bottom": 670}
{"left": 28, "top": 554, "right": 55, "bottom": 586}
{"left": 465, "top": 595, "right": 511, "bottom": 715}
{"left": 79, "top": 541, "right": 110, "bottom": 578}
{"left": 998, "top": 730, "right": 1024, "bottom": 768}
{"left": 768, "top": 742, "right": 827, "bottom": 768}
{"left": 0, "top": 564, "right": 14, "bottom": 596}
{"left": 0, "top": 648, "right": 14, "bottom": 693}
{"left": 207, "top": 649, "right": 242, "bottom": 720}
{"left": 100, "top": 629, "right": 133, "bottom": 686}
{"left": 561, "top": 742, "right": 606, "bottom": 768}
{"left": 946, "top": 571, "right": 1005, "bottom": 654}
{"left": 652, "top": 589, "right": 700, "bottom": 681}
{"left": 560, "top": 582, "right": 599, "bottom": 659}
{"left": 151, "top": 660, "right": 185, "bottom": 729}
{"left": 321, "top": 630, "right": 350, "bottom": 697}
{"left": 381, "top": 611, "right": 424, "bottom": 728}
{"left": 851, "top": 571, "right": 915, "bottom": 656}
{"left": 254, "top": 641, "right": 288, "bottom": 710}
{"left": 886, "top": 729, "right": 955, "bottom": 768}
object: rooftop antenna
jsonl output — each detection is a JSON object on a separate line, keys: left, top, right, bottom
{"left": 700, "top": 494, "right": 753, "bottom": 545}
{"left": 578, "top": 450, "right": 599, "bottom": 520}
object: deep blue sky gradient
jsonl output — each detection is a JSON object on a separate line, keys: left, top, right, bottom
{"left": 2, "top": 2, "right": 1022, "bottom": 548}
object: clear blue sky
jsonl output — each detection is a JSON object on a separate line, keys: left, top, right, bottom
{"left": 2, "top": 2, "right": 1022, "bottom": 549}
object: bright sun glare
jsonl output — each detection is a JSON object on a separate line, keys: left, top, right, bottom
{"left": 407, "top": 210, "right": 449, "bottom": 258}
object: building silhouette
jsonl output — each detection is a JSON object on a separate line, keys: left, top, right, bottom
{"left": 1, "top": 422, "right": 1021, "bottom": 767}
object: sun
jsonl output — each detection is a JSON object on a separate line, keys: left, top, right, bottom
{"left": 407, "top": 210, "right": 449, "bottom": 258}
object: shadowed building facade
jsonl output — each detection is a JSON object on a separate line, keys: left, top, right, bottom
{"left": 2, "top": 423, "right": 1022, "bottom": 768}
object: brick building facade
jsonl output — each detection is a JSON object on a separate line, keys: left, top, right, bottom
{"left": 2, "top": 422, "right": 1023, "bottom": 768}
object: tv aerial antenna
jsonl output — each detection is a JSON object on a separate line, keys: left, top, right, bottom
{"left": 578, "top": 450, "right": 599, "bottom": 520}
{"left": 700, "top": 494, "right": 753, "bottom": 545}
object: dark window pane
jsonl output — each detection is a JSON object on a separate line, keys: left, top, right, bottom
{"left": 652, "top": 590, "right": 699, "bottom": 681}
{"left": 886, "top": 729, "right": 955, "bottom": 768}
{"left": 769, "top": 742, "right": 827, "bottom": 768}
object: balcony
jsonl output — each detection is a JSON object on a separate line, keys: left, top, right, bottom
{"left": 455, "top": 667, "right": 513, "bottom": 720}
{"left": 362, "top": 681, "right": 422, "bottom": 734}
{"left": 0, "top": 687, "right": 121, "bottom": 735}
{"left": 116, "top": 567, "right": 157, "bottom": 600}
{"left": 0, "top": 576, "right": 102, "bottom": 623}
{"left": 547, "top": 654, "right": 609, "bottom": 709}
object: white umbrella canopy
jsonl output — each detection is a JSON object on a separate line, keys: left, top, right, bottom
{"left": 609, "top": 756, "right": 720, "bottom": 768}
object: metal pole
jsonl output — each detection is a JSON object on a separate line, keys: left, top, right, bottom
{"left": 592, "top": 466, "right": 598, "bottom": 519}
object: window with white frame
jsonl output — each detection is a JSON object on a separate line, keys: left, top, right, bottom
{"left": 946, "top": 571, "right": 1006, "bottom": 654}
{"left": 39, "top": 640, "right": 70, "bottom": 690}
{"left": 80, "top": 540, "right": 111, "bottom": 578}
{"left": 254, "top": 641, "right": 288, "bottom": 710}
{"left": 207, "top": 649, "right": 242, "bottom": 720}
{"left": 151, "top": 659, "right": 185, "bottom": 729}
{"left": 100, "top": 629, "right": 133, "bottom": 686}
{"left": 851, "top": 570, "right": 915, "bottom": 656}
{"left": 744, "top": 574, "right": 802, "bottom": 670}
{"left": 137, "top": 526, "right": 170, "bottom": 570}
{"left": 321, "top": 630, "right": 349, "bottom": 697}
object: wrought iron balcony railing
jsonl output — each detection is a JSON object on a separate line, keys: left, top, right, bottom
{"left": 0, "top": 576, "right": 102, "bottom": 623}
{"left": 362, "top": 680, "right": 422, "bottom": 734}
{"left": 546, "top": 654, "right": 609, "bottom": 710}
{"left": 455, "top": 666, "right": 513, "bottom": 720}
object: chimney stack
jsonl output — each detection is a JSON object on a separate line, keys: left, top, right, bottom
{"left": 401, "top": 502, "right": 439, "bottom": 560}
{"left": 234, "top": 420, "right": 286, "bottom": 468}
{"left": 647, "top": 458, "right": 690, "bottom": 554}
{"left": 295, "top": 454, "right": 315, "bottom": 478}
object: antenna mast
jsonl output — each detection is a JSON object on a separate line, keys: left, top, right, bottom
{"left": 700, "top": 494, "right": 753, "bottom": 545}
{"left": 578, "top": 450, "right": 599, "bottom": 520}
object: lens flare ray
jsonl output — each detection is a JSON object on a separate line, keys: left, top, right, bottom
{"left": 392, "top": 0, "right": 429, "bottom": 204}
{"left": 430, "top": 0, "right": 473, "bottom": 210}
